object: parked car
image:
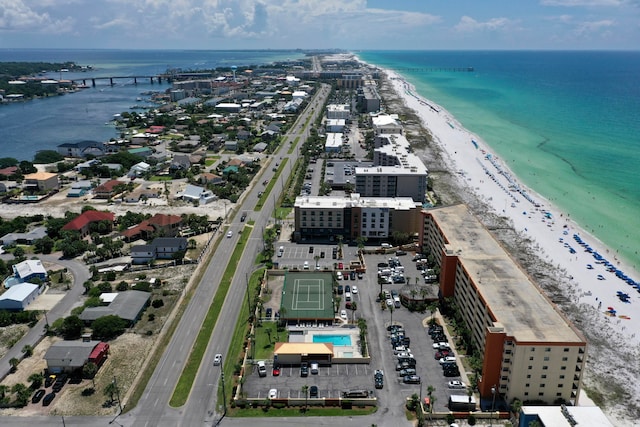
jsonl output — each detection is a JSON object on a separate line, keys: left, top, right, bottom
{"left": 448, "top": 380, "right": 467, "bottom": 389}
{"left": 266, "top": 307, "right": 272, "bottom": 318}
{"left": 268, "top": 388, "right": 278, "bottom": 399}
{"left": 272, "top": 365, "right": 281, "bottom": 376}
{"left": 443, "top": 368, "right": 460, "bottom": 377}
{"left": 435, "top": 350, "right": 453, "bottom": 360}
{"left": 396, "top": 250, "right": 407, "bottom": 256}
{"left": 403, "top": 375, "right": 421, "bottom": 384}
{"left": 226, "top": 230, "right": 233, "bottom": 238}
{"left": 439, "top": 357, "right": 457, "bottom": 365}
{"left": 257, "top": 361, "right": 267, "bottom": 377}
{"left": 396, "top": 361, "right": 415, "bottom": 371}
{"left": 399, "top": 368, "right": 417, "bottom": 377}
{"left": 345, "top": 285, "right": 350, "bottom": 293}
{"left": 31, "top": 389, "right": 46, "bottom": 404}
{"left": 337, "top": 285, "right": 343, "bottom": 294}
{"left": 42, "top": 392, "right": 55, "bottom": 406}
{"left": 213, "top": 353, "right": 222, "bottom": 366}
{"left": 45, "top": 375, "right": 56, "bottom": 387}
{"left": 374, "top": 370, "right": 384, "bottom": 389}
{"left": 300, "top": 362, "right": 309, "bottom": 377}
{"left": 433, "top": 342, "right": 450, "bottom": 350}
{"left": 351, "top": 285, "right": 358, "bottom": 294}
{"left": 309, "top": 385, "right": 318, "bottom": 397}
{"left": 310, "top": 361, "right": 319, "bottom": 375}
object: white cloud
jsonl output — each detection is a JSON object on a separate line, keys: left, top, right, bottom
{"left": 574, "top": 18, "right": 615, "bottom": 34}
{"left": 454, "top": 16, "right": 515, "bottom": 32}
{"left": 0, "top": 0, "right": 75, "bottom": 33}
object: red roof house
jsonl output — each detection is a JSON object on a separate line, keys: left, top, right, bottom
{"left": 121, "top": 213, "right": 183, "bottom": 241}
{"left": 62, "top": 210, "right": 115, "bottom": 238}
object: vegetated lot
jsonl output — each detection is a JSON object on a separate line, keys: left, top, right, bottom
{"left": 0, "top": 263, "right": 195, "bottom": 416}
{"left": 243, "top": 362, "right": 375, "bottom": 400}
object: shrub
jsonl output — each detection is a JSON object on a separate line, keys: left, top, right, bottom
{"left": 151, "top": 299, "right": 164, "bottom": 308}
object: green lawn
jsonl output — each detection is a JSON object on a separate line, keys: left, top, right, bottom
{"left": 169, "top": 226, "right": 251, "bottom": 407}
{"left": 252, "top": 321, "right": 289, "bottom": 361}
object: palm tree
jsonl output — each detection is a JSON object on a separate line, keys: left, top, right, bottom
{"left": 350, "top": 301, "right": 358, "bottom": 323}
{"left": 336, "top": 235, "right": 343, "bottom": 259}
{"left": 104, "top": 381, "right": 118, "bottom": 404}
{"left": 22, "top": 344, "right": 33, "bottom": 358}
{"left": 9, "top": 357, "right": 19, "bottom": 373}
{"left": 28, "top": 372, "right": 44, "bottom": 389}
{"left": 83, "top": 362, "right": 98, "bottom": 388}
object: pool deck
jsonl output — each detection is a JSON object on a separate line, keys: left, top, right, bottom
{"left": 287, "top": 326, "right": 364, "bottom": 360}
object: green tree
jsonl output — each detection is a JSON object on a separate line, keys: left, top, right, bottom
{"left": 92, "top": 315, "right": 127, "bottom": 340}
{"left": 9, "top": 357, "right": 20, "bottom": 373}
{"left": 28, "top": 372, "right": 44, "bottom": 389}
{"left": 104, "top": 381, "right": 118, "bottom": 403}
{"left": 83, "top": 362, "right": 98, "bottom": 388}
{"left": 61, "top": 315, "right": 84, "bottom": 340}
{"left": 21, "top": 344, "right": 33, "bottom": 358}
{"left": 301, "top": 385, "right": 309, "bottom": 412}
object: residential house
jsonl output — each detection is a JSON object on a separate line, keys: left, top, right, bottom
{"left": 121, "top": 213, "right": 182, "bottom": 241}
{"left": 224, "top": 140, "right": 238, "bottom": 151}
{"left": 62, "top": 210, "right": 115, "bottom": 238}
{"left": 23, "top": 172, "right": 59, "bottom": 192}
{"left": 130, "top": 237, "right": 188, "bottom": 264}
{"left": 9, "top": 259, "right": 48, "bottom": 287}
{"left": 252, "top": 142, "right": 268, "bottom": 152}
{"left": 178, "top": 184, "right": 216, "bottom": 204}
{"left": 170, "top": 154, "right": 191, "bottom": 171}
{"left": 93, "top": 179, "right": 123, "bottom": 199}
{"left": 197, "top": 173, "right": 224, "bottom": 186}
{"left": 127, "top": 162, "right": 151, "bottom": 178}
{"left": 0, "top": 226, "right": 48, "bottom": 245}
{"left": 0, "top": 166, "right": 19, "bottom": 178}
{"left": 44, "top": 340, "right": 104, "bottom": 374}
{"left": 123, "top": 187, "right": 160, "bottom": 203}
{"left": 57, "top": 140, "right": 106, "bottom": 158}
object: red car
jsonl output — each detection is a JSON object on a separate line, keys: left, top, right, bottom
{"left": 272, "top": 365, "right": 280, "bottom": 376}
{"left": 338, "top": 262, "right": 344, "bottom": 269}
{"left": 435, "top": 350, "right": 453, "bottom": 360}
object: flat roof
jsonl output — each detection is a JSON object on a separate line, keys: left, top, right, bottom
{"left": 274, "top": 342, "right": 333, "bottom": 355}
{"left": 428, "top": 204, "right": 583, "bottom": 343}
{"left": 295, "top": 193, "right": 419, "bottom": 211}
{"left": 521, "top": 405, "right": 613, "bottom": 427}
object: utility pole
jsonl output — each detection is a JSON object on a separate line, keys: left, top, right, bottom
{"left": 113, "top": 376, "right": 123, "bottom": 413}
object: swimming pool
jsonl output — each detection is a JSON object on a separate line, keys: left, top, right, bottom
{"left": 312, "top": 334, "right": 352, "bottom": 346}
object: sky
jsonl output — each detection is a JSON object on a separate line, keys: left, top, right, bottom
{"left": 0, "top": 0, "right": 638, "bottom": 50}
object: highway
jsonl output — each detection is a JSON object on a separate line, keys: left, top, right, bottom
{"left": 122, "top": 83, "right": 332, "bottom": 427}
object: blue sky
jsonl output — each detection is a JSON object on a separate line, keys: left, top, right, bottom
{"left": 0, "top": 0, "right": 638, "bottom": 50}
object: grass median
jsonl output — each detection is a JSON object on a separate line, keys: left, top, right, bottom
{"left": 169, "top": 226, "right": 251, "bottom": 407}
{"left": 255, "top": 158, "right": 288, "bottom": 211}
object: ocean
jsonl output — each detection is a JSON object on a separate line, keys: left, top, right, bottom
{"left": 358, "top": 50, "right": 640, "bottom": 271}
{"left": 1, "top": 49, "right": 638, "bottom": 269}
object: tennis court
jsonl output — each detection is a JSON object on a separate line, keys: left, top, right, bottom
{"left": 280, "top": 271, "right": 335, "bottom": 322}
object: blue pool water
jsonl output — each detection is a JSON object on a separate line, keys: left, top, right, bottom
{"left": 312, "top": 334, "right": 352, "bottom": 346}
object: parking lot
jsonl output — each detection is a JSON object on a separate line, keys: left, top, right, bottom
{"left": 251, "top": 246, "right": 470, "bottom": 411}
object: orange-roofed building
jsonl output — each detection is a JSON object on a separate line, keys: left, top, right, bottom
{"left": 62, "top": 211, "right": 115, "bottom": 238}
{"left": 23, "top": 172, "right": 59, "bottom": 191}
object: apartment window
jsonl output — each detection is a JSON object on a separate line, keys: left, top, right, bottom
{"left": 557, "top": 393, "right": 563, "bottom": 397}
{"left": 526, "top": 374, "right": 531, "bottom": 379}
{"left": 502, "top": 367, "right": 509, "bottom": 372}
{"left": 531, "top": 347, "right": 536, "bottom": 352}
{"left": 542, "top": 366, "right": 548, "bottom": 370}
{"left": 540, "top": 383, "right": 546, "bottom": 388}
{"left": 501, "top": 376, "right": 508, "bottom": 381}
{"left": 562, "top": 357, "right": 568, "bottom": 361}
{"left": 362, "top": 212, "right": 367, "bottom": 217}
{"left": 561, "top": 366, "right": 567, "bottom": 370}
{"left": 503, "top": 358, "right": 511, "bottom": 363}
{"left": 505, "top": 349, "right": 512, "bottom": 355}
{"left": 559, "top": 375, "right": 565, "bottom": 379}
{"left": 564, "top": 348, "right": 570, "bottom": 352}
{"left": 558, "top": 384, "right": 564, "bottom": 388}
{"left": 545, "top": 347, "right": 551, "bottom": 352}
{"left": 529, "top": 356, "right": 534, "bottom": 361}
{"left": 541, "top": 375, "right": 547, "bottom": 379}
{"left": 525, "top": 383, "right": 530, "bottom": 388}
{"left": 524, "top": 392, "right": 529, "bottom": 397}
{"left": 544, "top": 356, "right": 550, "bottom": 361}
{"left": 538, "top": 392, "right": 545, "bottom": 397}
{"left": 506, "top": 340, "right": 513, "bottom": 346}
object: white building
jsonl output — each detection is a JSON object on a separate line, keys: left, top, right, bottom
{"left": 326, "top": 119, "right": 346, "bottom": 133}
{"left": 326, "top": 104, "right": 350, "bottom": 120}
{"left": 371, "top": 113, "right": 402, "bottom": 135}
{"left": 325, "top": 133, "right": 344, "bottom": 153}
{"left": 355, "top": 134, "right": 429, "bottom": 203}
{"left": 0, "top": 283, "right": 41, "bottom": 310}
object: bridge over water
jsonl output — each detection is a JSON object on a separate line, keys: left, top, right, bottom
{"left": 71, "top": 72, "right": 213, "bottom": 87}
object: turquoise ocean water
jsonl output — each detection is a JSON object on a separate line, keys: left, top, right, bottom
{"left": 1, "top": 49, "right": 638, "bottom": 270}
{"left": 359, "top": 51, "right": 640, "bottom": 270}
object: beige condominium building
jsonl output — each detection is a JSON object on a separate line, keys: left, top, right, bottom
{"left": 420, "top": 204, "right": 587, "bottom": 405}
{"left": 293, "top": 193, "right": 422, "bottom": 242}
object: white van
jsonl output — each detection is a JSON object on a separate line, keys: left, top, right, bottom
{"left": 345, "top": 292, "right": 352, "bottom": 302}
{"left": 336, "top": 271, "right": 343, "bottom": 280}
{"left": 393, "top": 296, "right": 401, "bottom": 308}
{"left": 277, "top": 246, "right": 284, "bottom": 257}
{"left": 381, "top": 243, "right": 392, "bottom": 249}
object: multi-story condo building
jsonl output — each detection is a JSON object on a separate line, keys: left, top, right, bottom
{"left": 355, "top": 134, "right": 428, "bottom": 202}
{"left": 326, "top": 104, "right": 351, "bottom": 120}
{"left": 357, "top": 85, "right": 381, "bottom": 113}
{"left": 370, "top": 114, "right": 403, "bottom": 135}
{"left": 420, "top": 204, "right": 587, "bottom": 405}
{"left": 293, "top": 193, "right": 421, "bottom": 242}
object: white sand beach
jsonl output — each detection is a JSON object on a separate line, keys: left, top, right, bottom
{"left": 383, "top": 69, "right": 640, "bottom": 424}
